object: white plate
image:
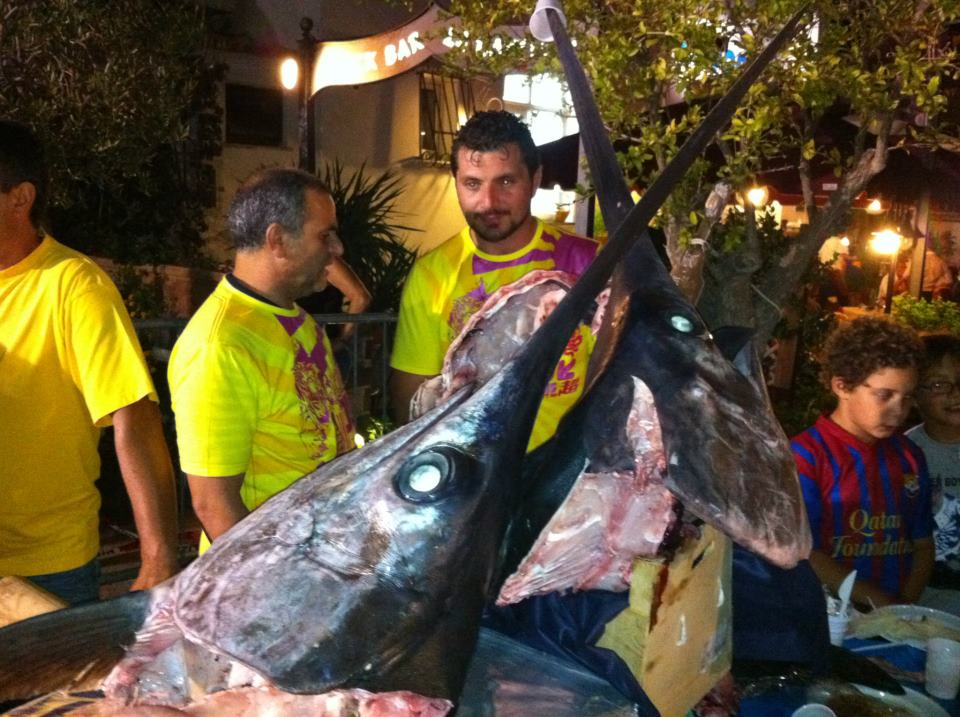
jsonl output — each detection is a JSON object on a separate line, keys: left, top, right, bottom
{"left": 855, "top": 685, "right": 950, "bottom": 717}
{"left": 853, "top": 604, "right": 960, "bottom": 649}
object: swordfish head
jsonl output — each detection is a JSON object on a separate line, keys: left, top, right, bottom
{"left": 594, "top": 243, "right": 811, "bottom": 567}
{"left": 168, "top": 293, "right": 592, "bottom": 700}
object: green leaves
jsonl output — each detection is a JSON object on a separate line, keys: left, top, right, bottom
{"left": 0, "top": 0, "right": 214, "bottom": 264}
{"left": 436, "top": 0, "right": 960, "bottom": 341}
{"left": 893, "top": 295, "right": 960, "bottom": 336}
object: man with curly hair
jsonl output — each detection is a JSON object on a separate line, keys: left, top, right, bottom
{"left": 389, "top": 111, "right": 597, "bottom": 450}
{"left": 791, "top": 317, "right": 934, "bottom": 608}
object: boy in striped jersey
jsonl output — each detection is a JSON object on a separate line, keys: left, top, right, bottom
{"left": 791, "top": 317, "right": 934, "bottom": 609}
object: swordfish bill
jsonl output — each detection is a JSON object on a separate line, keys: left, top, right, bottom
{"left": 537, "top": 4, "right": 812, "bottom": 567}
{"left": 0, "top": 7, "right": 804, "bottom": 709}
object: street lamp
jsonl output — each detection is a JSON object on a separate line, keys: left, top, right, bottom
{"left": 279, "top": 58, "right": 299, "bottom": 92}
{"left": 746, "top": 185, "right": 769, "bottom": 208}
{"left": 280, "top": 18, "right": 319, "bottom": 173}
{"left": 870, "top": 227, "right": 902, "bottom": 314}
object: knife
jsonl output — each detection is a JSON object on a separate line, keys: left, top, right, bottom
{"left": 827, "top": 644, "right": 906, "bottom": 695}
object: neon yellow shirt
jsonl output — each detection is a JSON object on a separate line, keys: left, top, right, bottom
{"left": 391, "top": 220, "right": 597, "bottom": 450}
{"left": 0, "top": 236, "right": 156, "bottom": 575}
{"left": 169, "top": 279, "right": 354, "bottom": 551}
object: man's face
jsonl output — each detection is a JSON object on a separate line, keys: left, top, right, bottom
{"left": 453, "top": 143, "right": 541, "bottom": 252}
{"left": 916, "top": 355, "right": 960, "bottom": 438}
{"left": 285, "top": 189, "right": 343, "bottom": 300}
{"left": 832, "top": 366, "right": 918, "bottom": 443}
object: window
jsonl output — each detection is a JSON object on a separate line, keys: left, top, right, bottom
{"left": 502, "top": 73, "right": 579, "bottom": 222}
{"left": 502, "top": 73, "right": 578, "bottom": 145}
{"left": 225, "top": 84, "right": 283, "bottom": 146}
{"left": 419, "top": 72, "right": 477, "bottom": 164}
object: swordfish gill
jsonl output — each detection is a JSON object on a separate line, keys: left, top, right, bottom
{"left": 0, "top": 4, "right": 807, "bottom": 712}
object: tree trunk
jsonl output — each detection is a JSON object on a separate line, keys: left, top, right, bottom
{"left": 696, "top": 123, "right": 893, "bottom": 344}
{"left": 753, "top": 122, "right": 893, "bottom": 341}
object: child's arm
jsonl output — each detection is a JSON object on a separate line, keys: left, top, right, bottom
{"left": 808, "top": 549, "right": 896, "bottom": 609}
{"left": 900, "top": 537, "right": 935, "bottom": 603}
{"left": 900, "top": 444, "right": 936, "bottom": 603}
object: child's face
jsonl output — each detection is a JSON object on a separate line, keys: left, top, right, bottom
{"left": 916, "top": 355, "right": 960, "bottom": 438}
{"left": 831, "top": 366, "right": 917, "bottom": 443}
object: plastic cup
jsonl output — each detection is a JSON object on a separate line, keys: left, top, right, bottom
{"left": 529, "top": 0, "right": 567, "bottom": 42}
{"left": 926, "top": 637, "right": 960, "bottom": 699}
{"left": 827, "top": 611, "right": 849, "bottom": 647}
{"left": 791, "top": 704, "right": 836, "bottom": 717}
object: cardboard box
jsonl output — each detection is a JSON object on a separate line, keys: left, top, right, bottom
{"left": 597, "top": 525, "right": 732, "bottom": 717}
{"left": 0, "top": 576, "right": 67, "bottom": 628}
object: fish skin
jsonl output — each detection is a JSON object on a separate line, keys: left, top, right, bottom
{"left": 0, "top": 590, "right": 151, "bottom": 702}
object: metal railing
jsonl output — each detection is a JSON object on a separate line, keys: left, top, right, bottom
{"left": 96, "top": 314, "right": 398, "bottom": 586}
{"left": 134, "top": 313, "right": 398, "bottom": 425}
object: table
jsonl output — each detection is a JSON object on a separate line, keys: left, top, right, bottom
{"left": 738, "top": 636, "right": 960, "bottom": 716}
{"left": 844, "top": 637, "right": 959, "bottom": 716}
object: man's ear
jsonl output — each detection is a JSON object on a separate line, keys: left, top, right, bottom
{"left": 532, "top": 166, "right": 543, "bottom": 192}
{"left": 264, "top": 222, "right": 287, "bottom": 257}
{"left": 9, "top": 182, "right": 36, "bottom": 218}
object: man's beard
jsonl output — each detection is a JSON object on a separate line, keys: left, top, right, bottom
{"left": 464, "top": 210, "right": 528, "bottom": 244}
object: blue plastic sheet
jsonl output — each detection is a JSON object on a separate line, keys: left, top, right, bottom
{"left": 484, "top": 590, "right": 657, "bottom": 715}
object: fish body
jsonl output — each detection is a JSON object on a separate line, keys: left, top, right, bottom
{"left": 491, "top": 245, "right": 808, "bottom": 603}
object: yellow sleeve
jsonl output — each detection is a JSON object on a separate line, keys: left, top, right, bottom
{"left": 170, "top": 341, "right": 259, "bottom": 477}
{"left": 65, "top": 280, "right": 156, "bottom": 427}
{"left": 390, "top": 260, "right": 446, "bottom": 376}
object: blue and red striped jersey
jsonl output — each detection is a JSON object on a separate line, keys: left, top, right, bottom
{"left": 791, "top": 414, "right": 933, "bottom": 598}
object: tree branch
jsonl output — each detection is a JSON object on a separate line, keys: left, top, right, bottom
{"left": 753, "top": 119, "right": 894, "bottom": 341}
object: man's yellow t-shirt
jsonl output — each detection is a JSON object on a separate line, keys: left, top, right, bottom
{"left": 391, "top": 220, "right": 598, "bottom": 450}
{"left": 169, "top": 279, "right": 354, "bottom": 552}
{"left": 0, "top": 237, "right": 156, "bottom": 575}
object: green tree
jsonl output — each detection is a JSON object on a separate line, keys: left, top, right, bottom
{"left": 438, "top": 0, "right": 959, "bottom": 342}
{"left": 0, "top": 0, "right": 220, "bottom": 265}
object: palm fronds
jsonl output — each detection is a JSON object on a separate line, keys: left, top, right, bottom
{"left": 320, "top": 161, "right": 418, "bottom": 312}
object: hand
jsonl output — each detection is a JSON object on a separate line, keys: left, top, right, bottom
{"left": 129, "top": 549, "right": 179, "bottom": 591}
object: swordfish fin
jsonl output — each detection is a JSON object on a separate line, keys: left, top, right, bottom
{"left": 0, "top": 590, "right": 151, "bottom": 703}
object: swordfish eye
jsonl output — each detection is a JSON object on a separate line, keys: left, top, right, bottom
{"left": 394, "top": 445, "right": 474, "bottom": 503}
{"left": 670, "top": 314, "right": 695, "bottom": 333}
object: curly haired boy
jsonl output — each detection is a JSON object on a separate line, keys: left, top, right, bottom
{"left": 791, "top": 317, "right": 934, "bottom": 609}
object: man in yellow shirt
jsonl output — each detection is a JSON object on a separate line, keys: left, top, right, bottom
{"left": 390, "top": 111, "right": 597, "bottom": 449}
{"left": 169, "top": 168, "right": 354, "bottom": 552}
{"left": 0, "top": 120, "right": 178, "bottom": 604}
